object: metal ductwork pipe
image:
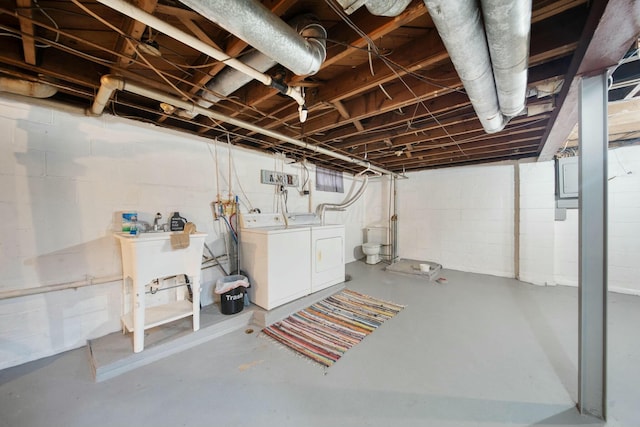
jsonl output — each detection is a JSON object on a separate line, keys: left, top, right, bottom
{"left": 336, "top": 0, "right": 413, "bottom": 17}
{"left": 178, "top": 0, "right": 327, "bottom": 77}
{"left": 423, "top": 0, "right": 531, "bottom": 133}
{"left": 96, "top": 0, "right": 307, "bottom": 113}
{"left": 316, "top": 175, "right": 369, "bottom": 224}
{"left": 179, "top": 15, "right": 321, "bottom": 120}
{"left": 423, "top": 0, "right": 504, "bottom": 133}
{"left": 0, "top": 76, "right": 57, "bottom": 98}
{"left": 178, "top": 50, "right": 277, "bottom": 119}
{"left": 481, "top": 0, "right": 531, "bottom": 117}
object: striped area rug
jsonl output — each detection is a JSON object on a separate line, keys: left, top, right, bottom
{"left": 262, "top": 289, "right": 405, "bottom": 367}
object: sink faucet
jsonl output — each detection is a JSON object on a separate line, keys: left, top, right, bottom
{"left": 153, "top": 212, "right": 162, "bottom": 231}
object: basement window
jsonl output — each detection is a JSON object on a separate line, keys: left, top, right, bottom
{"left": 316, "top": 166, "right": 344, "bottom": 193}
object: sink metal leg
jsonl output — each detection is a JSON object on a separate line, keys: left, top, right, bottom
{"left": 192, "top": 277, "right": 200, "bottom": 331}
{"left": 133, "top": 281, "right": 145, "bottom": 353}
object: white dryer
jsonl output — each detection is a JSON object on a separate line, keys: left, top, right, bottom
{"left": 310, "top": 223, "right": 345, "bottom": 292}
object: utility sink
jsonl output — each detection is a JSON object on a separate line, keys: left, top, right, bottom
{"left": 114, "top": 231, "right": 207, "bottom": 352}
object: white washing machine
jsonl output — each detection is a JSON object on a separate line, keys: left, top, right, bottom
{"left": 239, "top": 213, "right": 311, "bottom": 310}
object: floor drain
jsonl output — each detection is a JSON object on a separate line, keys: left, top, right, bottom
{"left": 245, "top": 328, "right": 254, "bottom": 334}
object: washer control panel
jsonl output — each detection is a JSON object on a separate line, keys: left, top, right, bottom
{"left": 239, "top": 213, "right": 285, "bottom": 229}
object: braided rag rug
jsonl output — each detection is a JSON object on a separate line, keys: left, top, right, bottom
{"left": 262, "top": 289, "right": 404, "bottom": 367}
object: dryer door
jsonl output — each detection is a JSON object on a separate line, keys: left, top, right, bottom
{"left": 311, "top": 225, "right": 345, "bottom": 292}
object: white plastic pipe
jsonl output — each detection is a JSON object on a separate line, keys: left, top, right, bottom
{"left": 88, "top": 75, "right": 393, "bottom": 176}
{"left": 0, "top": 76, "right": 57, "bottom": 98}
{"left": 0, "top": 275, "right": 122, "bottom": 300}
{"left": 88, "top": 74, "right": 124, "bottom": 116}
{"left": 95, "top": 0, "right": 307, "bottom": 107}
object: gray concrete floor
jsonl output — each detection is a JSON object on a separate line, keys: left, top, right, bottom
{"left": 1, "top": 261, "right": 639, "bottom": 427}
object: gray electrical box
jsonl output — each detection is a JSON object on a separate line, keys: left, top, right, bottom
{"left": 557, "top": 156, "right": 579, "bottom": 198}
{"left": 556, "top": 156, "right": 578, "bottom": 211}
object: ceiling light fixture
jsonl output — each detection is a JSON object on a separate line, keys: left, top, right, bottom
{"left": 137, "top": 40, "right": 161, "bottom": 57}
{"left": 160, "top": 102, "right": 176, "bottom": 114}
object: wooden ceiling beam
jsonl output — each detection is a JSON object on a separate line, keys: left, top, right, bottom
{"left": 0, "top": 41, "right": 101, "bottom": 88}
{"left": 399, "top": 149, "right": 539, "bottom": 171}
{"left": 303, "top": 55, "right": 570, "bottom": 147}
{"left": 15, "top": 0, "right": 37, "bottom": 65}
{"left": 113, "top": 0, "right": 158, "bottom": 68}
{"left": 239, "top": 8, "right": 585, "bottom": 139}
{"left": 322, "top": 0, "right": 427, "bottom": 69}
{"left": 350, "top": 122, "right": 548, "bottom": 160}
{"left": 227, "top": 0, "right": 429, "bottom": 112}
{"left": 379, "top": 136, "right": 543, "bottom": 165}
{"left": 231, "top": 50, "right": 569, "bottom": 153}
{"left": 158, "top": 0, "right": 296, "bottom": 128}
{"left": 230, "top": 0, "right": 574, "bottom": 120}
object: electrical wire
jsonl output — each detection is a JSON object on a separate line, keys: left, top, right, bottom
{"left": 70, "top": 0, "right": 195, "bottom": 102}
{"left": 226, "top": 133, "right": 232, "bottom": 200}
{"left": 213, "top": 137, "right": 221, "bottom": 199}
{"left": 226, "top": 133, "right": 255, "bottom": 212}
{"left": 33, "top": 0, "right": 59, "bottom": 44}
{"left": 221, "top": 215, "right": 238, "bottom": 243}
{"left": 0, "top": 32, "right": 51, "bottom": 48}
{"left": 325, "top": 3, "right": 468, "bottom": 156}
{"left": 325, "top": 38, "right": 466, "bottom": 94}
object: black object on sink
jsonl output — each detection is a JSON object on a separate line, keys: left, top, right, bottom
{"left": 170, "top": 212, "right": 187, "bottom": 231}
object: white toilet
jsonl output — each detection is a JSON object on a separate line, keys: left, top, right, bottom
{"left": 362, "top": 225, "right": 388, "bottom": 264}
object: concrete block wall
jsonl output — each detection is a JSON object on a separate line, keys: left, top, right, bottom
{"left": 518, "top": 147, "right": 640, "bottom": 294}
{"left": 396, "top": 164, "right": 515, "bottom": 277}
{"left": 607, "top": 146, "right": 640, "bottom": 294}
{"left": 518, "top": 161, "right": 556, "bottom": 286}
{"left": 0, "top": 96, "right": 365, "bottom": 369}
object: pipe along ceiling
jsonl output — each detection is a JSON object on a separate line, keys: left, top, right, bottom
{"left": 89, "top": 0, "right": 531, "bottom": 175}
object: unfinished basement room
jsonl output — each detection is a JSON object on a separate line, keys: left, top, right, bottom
{"left": 1, "top": 0, "right": 640, "bottom": 426}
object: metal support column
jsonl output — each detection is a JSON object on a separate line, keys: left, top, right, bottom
{"left": 578, "top": 72, "right": 608, "bottom": 419}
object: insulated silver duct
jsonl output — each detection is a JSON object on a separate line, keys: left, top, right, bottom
{"left": 423, "top": 0, "right": 504, "bottom": 133}
{"left": 179, "top": 15, "right": 322, "bottom": 119}
{"left": 178, "top": 50, "right": 277, "bottom": 119}
{"left": 316, "top": 175, "right": 370, "bottom": 224}
{"left": 423, "top": 0, "right": 531, "bottom": 133}
{"left": 178, "top": 0, "right": 327, "bottom": 76}
{"left": 336, "top": 0, "right": 413, "bottom": 17}
{"left": 481, "top": 0, "right": 531, "bottom": 117}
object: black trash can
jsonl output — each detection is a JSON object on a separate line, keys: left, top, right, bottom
{"left": 220, "top": 286, "right": 246, "bottom": 315}
{"left": 215, "top": 274, "right": 249, "bottom": 315}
